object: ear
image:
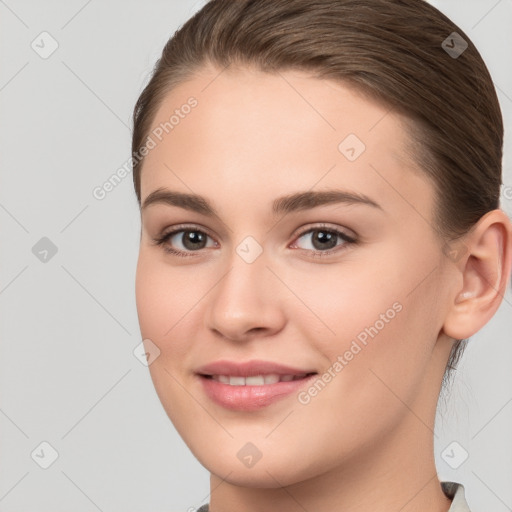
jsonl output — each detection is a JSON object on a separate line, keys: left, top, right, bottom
{"left": 442, "top": 209, "right": 512, "bottom": 340}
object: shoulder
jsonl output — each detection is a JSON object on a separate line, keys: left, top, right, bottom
{"left": 442, "top": 481, "right": 472, "bottom": 512}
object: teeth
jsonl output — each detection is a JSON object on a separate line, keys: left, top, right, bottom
{"left": 229, "top": 376, "right": 246, "bottom": 386}
{"left": 264, "top": 374, "right": 280, "bottom": 385}
{"left": 211, "top": 374, "right": 305, "bottom": 385}
{"left": 246, "top": 376, "right": 265, "bottom": 386}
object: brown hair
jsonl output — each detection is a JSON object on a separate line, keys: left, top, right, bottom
{"left": 131, "top": 0, "right": 503, "bottom": 390}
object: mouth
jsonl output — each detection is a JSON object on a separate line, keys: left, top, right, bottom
{"left": 202, "top": 373, "right": 315, "bottom": 385}
{"left": 195, "top": 360, "right": 318, "bottom": 411}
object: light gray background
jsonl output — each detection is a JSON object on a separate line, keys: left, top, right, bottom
{"left": 0, "top": 1, "right": 511, "bottom": 511}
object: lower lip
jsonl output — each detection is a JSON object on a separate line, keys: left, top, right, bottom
{"left": 198, "top": 374, "right": 317, "bottom": 411}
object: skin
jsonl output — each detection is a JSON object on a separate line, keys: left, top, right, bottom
{"left": 135, "top": 64, "right": 512, "bottom": 512}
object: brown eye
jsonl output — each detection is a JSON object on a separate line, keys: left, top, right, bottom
{"left": 153, "top": 226, "right": 217, "bottom": 257}
{"left": 306, "top": 229, "right": 339, "bottom": 250}
{"left": 177, "top": 230, "right": 208, "bottom": 250}
{"left": 292, "top": 225, "right": 357, "bottom": 257}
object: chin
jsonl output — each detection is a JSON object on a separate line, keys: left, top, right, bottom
{"left": 204, "top": 460, "right": 307, "bottom": 488}
{"left": 188, "top": 439, "right": 320, "bottom": 489}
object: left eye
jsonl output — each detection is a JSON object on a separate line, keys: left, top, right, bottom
{"left": 292, "top": 227, "right": 356, "bottom": 253}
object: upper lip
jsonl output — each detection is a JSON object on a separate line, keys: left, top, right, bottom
{"left": 196, "top": 360, "right": 317, "bottom": 377}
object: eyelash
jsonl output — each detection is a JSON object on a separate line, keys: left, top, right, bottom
{"left": 152, "top": 223, "right": 357, "bottom": 259}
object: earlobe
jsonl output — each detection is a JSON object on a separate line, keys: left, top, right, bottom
{"left": 442, "top": 209, "right": 512, "bottom": 340}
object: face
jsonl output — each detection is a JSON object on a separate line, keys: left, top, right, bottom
{"left": 135, "top": 65, "right": 454, "bottom": 487}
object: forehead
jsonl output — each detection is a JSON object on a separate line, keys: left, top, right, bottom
{"left": 139, "top": 65, "right": 432, "bottom": 221}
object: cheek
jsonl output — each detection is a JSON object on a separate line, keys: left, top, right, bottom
{"left": 135, "top": 255, "right": 164, "bottom": 339}
{"left": 281, "top": 257, "right": 405, "bottom": 353}
{"left": 287, "top": 252, "right": 440, "bottom": 397}
{"left": 135, "top": 252, "right": 202, "bottom": 341}
{"left": 135, "top": 254, "right": 199, "bottom": 423}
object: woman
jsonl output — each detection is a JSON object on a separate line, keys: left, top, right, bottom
{"left": 131, "top": 1, "right": 511, "bottom": 510}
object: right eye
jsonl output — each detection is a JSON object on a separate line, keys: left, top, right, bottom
{"left": 153, "top": 225, "right": 218, "bottom": 257}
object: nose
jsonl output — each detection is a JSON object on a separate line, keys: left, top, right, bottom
{"left": 204, "top": 247, "right": 286, "bottom": 342}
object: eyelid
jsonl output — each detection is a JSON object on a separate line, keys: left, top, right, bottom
{"left": 158, "top": 222, "right": 217, "bottom": 240}
{"left": 291, "top": 222, "right": 357, "bottom": 242}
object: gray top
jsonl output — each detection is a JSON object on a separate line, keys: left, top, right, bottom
{"left": 441, "top": 481, "right": 471, "bottom": 512}
{"left": 195, "top": 481, "right": 470, "bottom": 512}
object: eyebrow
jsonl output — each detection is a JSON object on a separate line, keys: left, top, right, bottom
{"left": 141, "top": 187, "right": 383, "bottom": 216}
